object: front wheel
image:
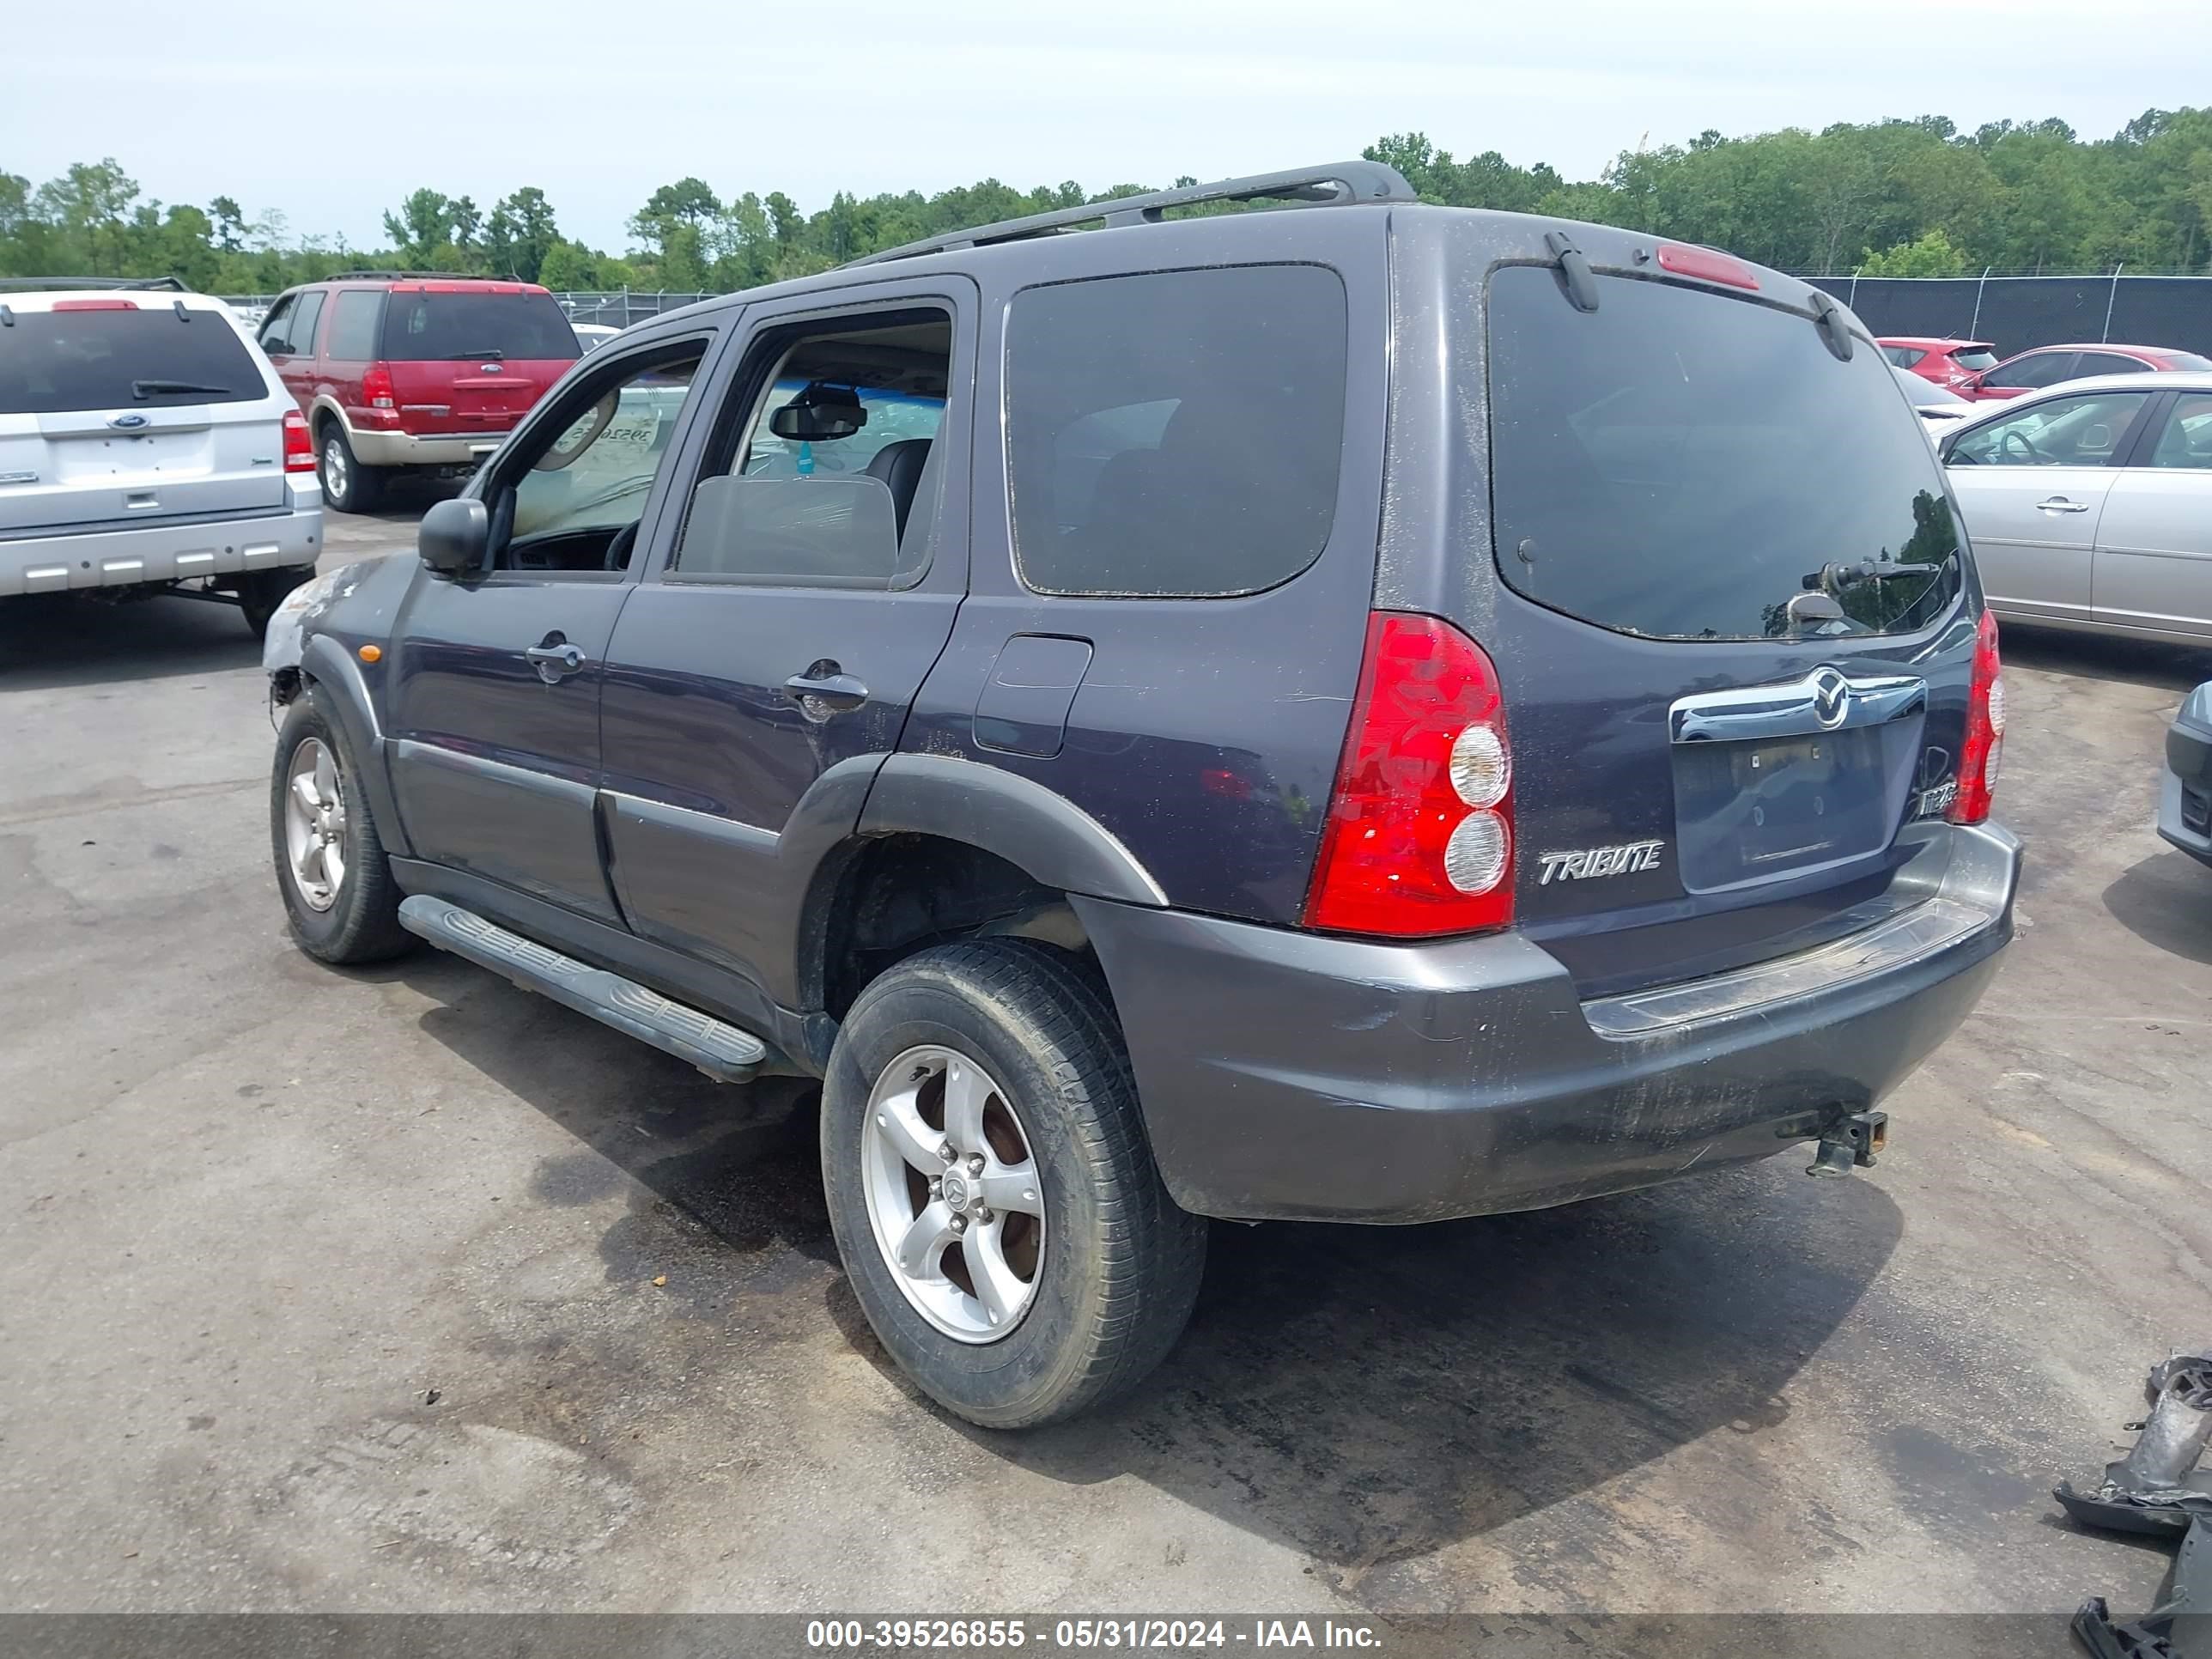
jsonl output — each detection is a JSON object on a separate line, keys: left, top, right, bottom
{"left": 820, "top": 939, "right": 1206, "bottom": 1429}
{"left": 270, "top": 692, "right": 413, "bottom": 963}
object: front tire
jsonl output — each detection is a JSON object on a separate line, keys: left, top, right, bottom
{"left": 270, "top": 691, "right": 413, "bottom": 963}
{"left": 318, "top": 424, "right": 383, "bottom": 514}
{"left": 821, "top": 939, "right": 1206, "bottom": 1429}
{"left": 239, "top": 566, "right": 314, "bottom": 641}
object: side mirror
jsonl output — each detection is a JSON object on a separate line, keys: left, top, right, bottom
{"left": 418, "top": 496, "right": 489, "bottom": 578}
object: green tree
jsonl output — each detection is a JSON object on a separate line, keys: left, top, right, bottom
{"left": 1858, "top": 228, "right": 1970, "bottom": 277}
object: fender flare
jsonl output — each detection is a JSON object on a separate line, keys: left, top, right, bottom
{"left": 856, "top": 754, "right": 1167, "bottom": 908}
{"left": 299, "top": 631, "right": 412, "bottom": 859}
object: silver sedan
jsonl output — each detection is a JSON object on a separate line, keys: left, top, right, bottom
{"left": 1938, "top": 371, "right": 2212, "bottom": 644}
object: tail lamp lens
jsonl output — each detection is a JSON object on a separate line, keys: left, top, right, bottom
{"left": 1949, "top": 608, "right": 2003, "bottom": 824}
{"left": 282, "top": 410, "right": 316, "bottom": 472}
{"left": 1304, "top": 612, "right": 1515, "bottom": 938}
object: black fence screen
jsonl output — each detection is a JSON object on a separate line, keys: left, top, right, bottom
{"left": 1808, "top": 274, "right": 2212, "bottom": 360}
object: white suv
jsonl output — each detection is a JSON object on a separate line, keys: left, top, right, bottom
{"left": 1, "top": 277, "right": 324, "bottom": 636}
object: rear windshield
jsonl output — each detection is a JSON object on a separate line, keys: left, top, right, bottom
{"left": 1953, "top": 348, "right": 1999, "bottom": 370}
{"left": 1486, "top": 266, "right": 1962, "bottom": 641}
{"left": 0, "top": 307, "right": 264, "bottom": 414}
{"left": 380, "top": 291, "right": 580, "bottom": 363}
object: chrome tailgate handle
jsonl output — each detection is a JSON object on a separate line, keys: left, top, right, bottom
{"left": 1671, "top": 665, "right": 1926, "bottom": 744}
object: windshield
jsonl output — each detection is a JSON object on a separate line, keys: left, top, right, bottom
{"left": 0, "top": 307, "right": 263, "bottom": 413}
{"left": 380, "top": 291, "right": 580, "bottom": 363}
{"left": 1486, "top": 265, "right": 1962, "bottom": 641}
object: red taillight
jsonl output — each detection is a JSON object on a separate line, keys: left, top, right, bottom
{"left": 1655, "top": 243, "right": 1761, "bottom": 290}
{"left": 1949, "top": 609, "right": 2004, "bottom": 825}
{"left": 362, "top": 363, "right": 395, "bottom": 410}
{"left": 1304, "top": 612, "right": 1515, "bottom": 939}
{"left": 52, "top": 298, "right": 138, "bottom": 311}
{"left": 283, "top": 409, "right": 316, "bottom": 473}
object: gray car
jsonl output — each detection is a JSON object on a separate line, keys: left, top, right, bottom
{"left": 2160, "top": 681, "right": 2212, "bottom": 867}
{"left": 1940, "top": 371, "right": 2212, "bottom": 644}
{"left": 1, "top": 277, "right": 324, "bottom": 636}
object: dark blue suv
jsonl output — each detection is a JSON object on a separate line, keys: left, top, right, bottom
{"left": 263, "top": 163, "right": 2019, "bottom": 1427}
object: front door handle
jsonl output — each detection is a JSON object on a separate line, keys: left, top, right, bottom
{"left": 2035, "top": 496, "right": 2092, "bottom": 514}
{"left": 525, "top": 635, "right": 587, "bottom": 684}
{"left": 784, "top": 661, "right": 869, "bottom": 717}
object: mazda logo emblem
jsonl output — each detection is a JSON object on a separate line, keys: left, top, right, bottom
{"left": 1810, "top": 666, "right": 1850, "bottom": 729}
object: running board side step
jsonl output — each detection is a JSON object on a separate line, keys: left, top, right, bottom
{"left": 397, "top": 896, "right": 768, "bottom": 1083}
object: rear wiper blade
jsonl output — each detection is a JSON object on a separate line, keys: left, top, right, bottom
{"left": 1803, "top": 556, "right": 1948, "bottom": 593}
{"left": 444, "top": 349, "right": 505, "bottom": 361}
{"left": 131, "top": 379, "right": 234, "bottom": 399}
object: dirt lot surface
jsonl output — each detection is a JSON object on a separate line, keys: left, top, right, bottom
{"left": 3, "top": 504, "right": 2209, "bottom": 1625}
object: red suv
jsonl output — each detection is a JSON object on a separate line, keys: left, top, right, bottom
{"left": 1879, "top": 337, "right": 1999, "bottom": 389}
{"left": 1956, "top": 341, "right": 2212, "bottom": 401}
{"left": 258, "top": 274, "right": 580, "bottom": 512}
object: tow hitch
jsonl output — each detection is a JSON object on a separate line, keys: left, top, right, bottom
{"left": 1807, "top": 1109, "right": 1888, "bottom": 1178}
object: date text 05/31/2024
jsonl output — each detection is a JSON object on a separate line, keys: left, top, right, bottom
{"left": 805, "top": 1620, "right": 1383, "bottom": 1650}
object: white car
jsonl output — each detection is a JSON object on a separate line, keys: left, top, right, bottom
{"left": 1, "top": 277, "right": 323, "bottom": 636}
{"left": 1937, "top": 370, "right": 2212, "bottom": 644}
{"left": 1893, "top": 365, "right": 1975, "bottom": 433}
{"left": 571, "top": 322, "right": 623, "bottom": 353}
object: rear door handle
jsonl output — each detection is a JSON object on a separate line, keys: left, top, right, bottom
{"left": 525, "top": 636, "right": 587, "bottom": 684}
{"left": 784, "top": 663, "right": 869, "bottom": 715}
{"left": 2036, "top": 496, "right": 2092, "bottom": 514}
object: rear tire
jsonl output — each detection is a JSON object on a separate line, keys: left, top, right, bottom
{"left": 820, "top": 939, "right": 1206, "bottom": 1429}
{"left": 239, "top": 567, "right": 314, "bottom": 641}
{"left": 270, "top": 690, "right": 413, "bottom": 964}
{"left": 319, "top": 425, "right": 383, "bottom": 514}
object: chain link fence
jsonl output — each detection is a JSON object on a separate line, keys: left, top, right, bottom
{"left": 1807, "top": 272, "right": 2212, "bottom": 359}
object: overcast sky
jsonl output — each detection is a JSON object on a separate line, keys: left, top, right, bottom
{"left": 6, "top": 0, "right": 2209, "bottom": 252}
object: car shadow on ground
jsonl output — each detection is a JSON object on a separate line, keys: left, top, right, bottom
{"left": 0, "top": 589, "right": 264, "bottom": 691}
{"left": 396, "top": 947, "right": 1902, "bottom": 1583}
{"left": 2102, "top": 848, "right": 2212, "bottom": 967}
{"left": 1999, "top": 624, "right": 2212, "bottom": 696}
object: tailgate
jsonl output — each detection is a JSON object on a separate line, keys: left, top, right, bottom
{"left": 1475, "top": 261, "right": 1979, "bottom": 998}
{"left": 380, "top": 287, "right": 576, "bottom": 435}
{"left": 0, "top": 404, "right": 284, "bottom": 534}
{"left": 0, "top": 302, "right": 283, "bottom": 535}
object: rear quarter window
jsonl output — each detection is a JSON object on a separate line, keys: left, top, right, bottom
{"left": 0, "top": 307, "right": 264, "bottom": 414}
{"left": 1486, "top": 265, "right": 1961, "bottom": 641}
{"left": 1004, "top": 264, "right": 1347, "bottom": 598}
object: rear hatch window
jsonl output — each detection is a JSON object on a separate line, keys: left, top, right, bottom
{"left": 1488, "top": 265, "right": 1960, "bottom": 641}
{"left": 380, "top": 291, "right": 580, "bottom": 364}
{"left": 1952, "top": 348, "right": 1999, "bottom": 371}
{"left": 0, "top": 308, "right": 264, "bottom": 414}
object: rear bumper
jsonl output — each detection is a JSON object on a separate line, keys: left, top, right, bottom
{"left": 1079, "top": 820, "right": 2020, "bottom": 1223}
{"left": 347, "top": 427, "right": 509, "bottom": 468}
{"left": 0, "top": 501, "right": 322, "bottom": 597}
{"left": 2158, "top": 715, "right": 2212, "bottom": 867}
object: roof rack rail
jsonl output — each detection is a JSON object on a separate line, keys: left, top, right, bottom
{"left": 0, "top": 275, "right": 190, "bottom": 293}
{"left": 845, "top": 161, "right": 1416, "bottom": 267}
{"left": 323, "top": 270, "right": 517, "bottom": 283}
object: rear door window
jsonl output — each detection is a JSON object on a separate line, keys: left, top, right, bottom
{"left": 1882, "top": 345, "right": 1926, "bottom": 368}
{"left": 284, "top": 290, "right": 325, "bottom": 357}
{"left": 0, "top": 308, "right": 264, "bottom": 413}
{"left": 1004, "top": 264, "right": 1347, "bottom": 597}
{"left": 2075, "top": 352, "right": 2152, "bottom": 377}
{"left": 2144, "top": 395, "right": 2212, "bottom": 469}
{"left": 1486, "top": 265, "right": 1961, "bottom": 641}
{"left": 381, "top": 291, "right": 580, "bottom": 363}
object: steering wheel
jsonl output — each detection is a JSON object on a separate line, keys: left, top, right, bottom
{"left": 603, "top": 520, "right": 640, "bottom": 572}
{"left": 1997, "top": 427, "right": 2044, "bottom": 465}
